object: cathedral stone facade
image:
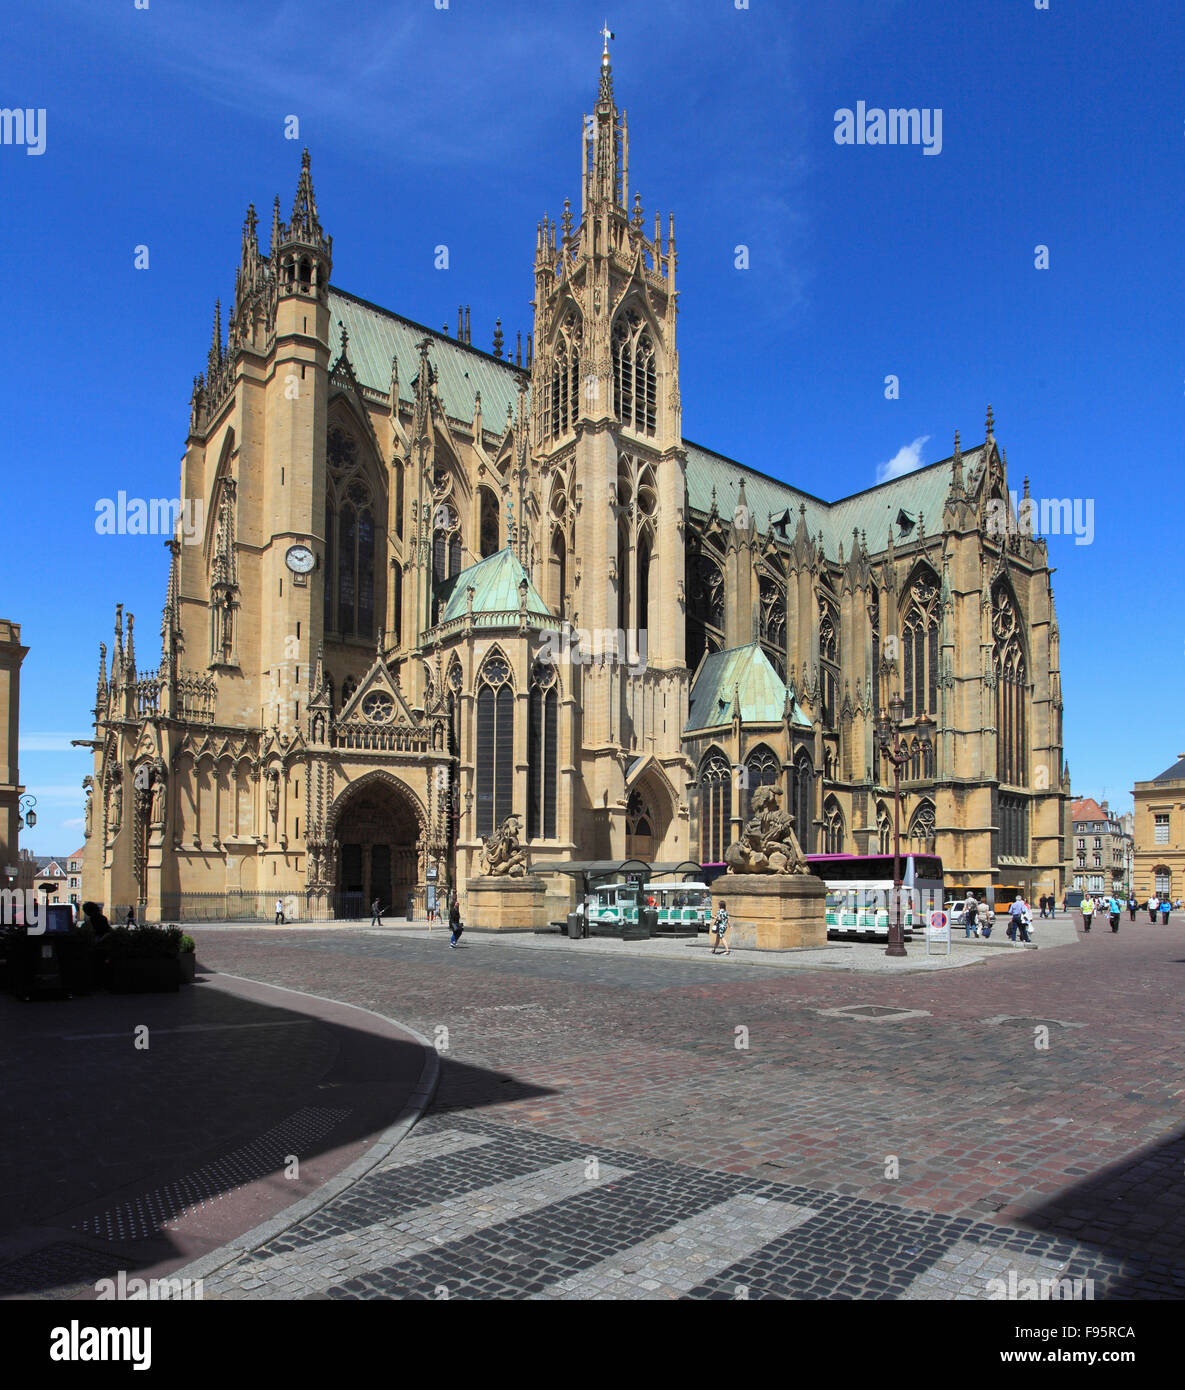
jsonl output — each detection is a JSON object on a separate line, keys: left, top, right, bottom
{"left": 82, "top": 44, "right": 1070, "bottom": 921}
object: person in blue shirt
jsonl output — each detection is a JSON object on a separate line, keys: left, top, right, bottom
{"left": 1108, "top": 895, "right": 1122, "bottom": 932}
{"left": 1008, "top": 894, "right": 1030, "bottom": 944}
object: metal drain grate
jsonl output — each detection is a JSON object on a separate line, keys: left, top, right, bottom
{"left": 813, "top": 1003, "right": 932, "bottom": 1023}
{"left": 74, "top": 1105, "right": 350, "bottom": 1242}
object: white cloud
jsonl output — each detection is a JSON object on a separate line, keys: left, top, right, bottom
{"left": 62, "top": 818, "right": 85, "bottom": 829}
{"left": 876, "top": 435, "right": 930, "bottom": 484}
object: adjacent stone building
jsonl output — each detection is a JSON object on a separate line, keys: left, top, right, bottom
{"left": 1132, "top": 756, "right": 1185, "bottom": 902}
{"left": 82, "top": 42, "right": 1069, "bottom": 921}
{"left": 1070, "top": 797, "right": 1130, "bottom": 896}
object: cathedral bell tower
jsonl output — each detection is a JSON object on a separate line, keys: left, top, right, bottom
{"left": 530, "top": 31, "right": 689, "bottom": 857}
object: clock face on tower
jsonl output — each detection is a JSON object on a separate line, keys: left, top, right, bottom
{"left": 285, "top": 544, "right": 316, "bottom": 574}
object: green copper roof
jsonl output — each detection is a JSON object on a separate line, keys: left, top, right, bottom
{"left": 684, "top": 439, "right": 988, "bottom": 555}
{"left": 439, "top": 547, "right": 551, "bottom": 623}
{"left": 329, "top": 287, "right": 527, "bottom": 432}
{"left": 685, "top": 643, "right": 811, "bottom": 732}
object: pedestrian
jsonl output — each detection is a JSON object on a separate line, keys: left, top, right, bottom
{"left": 370, "top": 896, "right": 383, "bottom": 926}
{"left": 275, "top": 897, "right": 285, "bottom": 925}
{"left": 1147, "top": 895, "right": 1158, "bottom": 923}
{"left": 1108, "top": 893, "right": 1121, "bottom": 933}
{"left": 1161, "top": 899, "right": 1171, "bottom": 925}
{"left": 125, "top": 905, "right": 137, "bottom": 927}
{"left": 977, "top": 899, "right": 993, "bottom": 938}
{"left": 1008, "top": 894, "right": 1031, "bottom": 944}
{"left": 963, "top": 892, "right": 979, "bottom": 938}
{"left": 1127, "top": 893, "right": 1137, "bottom": 922}
{"left": 1019, "top": 898, "right": 1033, "bottom": 943}
{"left": 81, "top": 901, "right": 111, "bottom": 940}
{"left": 448, "top": 900, "right": 463, "bottom": 949}
{"left": 1081, "top": 895, "right": 1094, "bottom": 933}
{"left": 710, "top": 899, "right": 731, "bottom": 956}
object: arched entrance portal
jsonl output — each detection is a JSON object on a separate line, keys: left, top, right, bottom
{"left": 331, "top": 774, "right": 422, "bottom": 918}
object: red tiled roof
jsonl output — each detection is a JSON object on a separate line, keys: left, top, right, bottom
{"left": 1071, "top": 798, "right": 1106, "bottom": 821}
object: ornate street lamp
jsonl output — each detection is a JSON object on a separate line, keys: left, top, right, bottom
{"left": 876, "top": 667, "right": 934, "bottom": 957}
{"left": 17, "top": 794, "right": 36, "bottom": 830}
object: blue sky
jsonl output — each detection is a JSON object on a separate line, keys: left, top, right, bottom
{"left": 4, "top": 0, "right": 1182, "bottom": 852}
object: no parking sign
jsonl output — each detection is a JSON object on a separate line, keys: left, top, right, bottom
{"left": 926, "top": 908, "right": 950, "bottom": 956}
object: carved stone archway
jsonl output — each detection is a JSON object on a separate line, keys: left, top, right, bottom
{"left": 326, "top": 771, "right": 426, "bottom": 918}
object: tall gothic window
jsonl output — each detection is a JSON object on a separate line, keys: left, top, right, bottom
{"left": 687, "top": 549, "right": 725, "bottom": 671}
{"left": 699, "top": 752, "right": 733, "bottom": 864}
{"left": 870, "top": 584, "right": 881, "bottom": 718}
{"left": 390, "top": 564, "right": 403, "bottom": 648}
{"left": 909, "top": 799, "right": 937, "bottom": 854}
{"left": 819, "top": 602, "right": 839, "bottom": 729}
{"left": 549, "top": 527, "right": 567, "bottom": 617}
{"left": 758, "top": 573, "right": 787, "bottom": 681}
{"left": 479, "top": 487, "right": 500, "bottom": 558}
{"left": 901, "top": 569, "right": 940, "bottom": 719}
{"left": 998, "top": 793, "right": 1028, "bottom": 858}
{"left": 992, "top": 582, "right": 1028, "bottom": 785}
{"left": 637, "top": 527, "right": 652, "bottom": 635}
{"left": 790, "top": 749, "right": 814, "bottom": 854}
{"left": 612, "top": 309, "right": 657, "bottom": 435}
{"left": 822, "top": 796, "right": 845, "bottom": 854}
{"left": 324, "top": 424, "right": 381, "bottom": 640}
{"left": 545, "top": 310, "right": 581, "bottom": 440}
{"left": 431, "top": 501, "right": 462, "bottom": 625}
{"left": 527, "top": 661, "right": 558, "bottom": 840}
{"left": 394, "top": 459, "right": 404, "bottom": 540}
{"left": 475, "top": 655, "right": 514, "bottom": 839}
{"left": 617, "top": 519, "right": 631, "bottom": 631}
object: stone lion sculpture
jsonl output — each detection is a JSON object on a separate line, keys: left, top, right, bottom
{"left": 724, "top": 784, "right": 809, "bottom": 875}
{"left": 480, "top": 813, "right": 529, "bottom": 877}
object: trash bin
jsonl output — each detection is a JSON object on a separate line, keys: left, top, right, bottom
{"left": 637, "top": 906, "right": 658, "bottom": 940}
{"left": 567, "top": 912, "right": 583, "bottom": 940}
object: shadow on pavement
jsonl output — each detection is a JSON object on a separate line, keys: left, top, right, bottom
{"left": 1019, "top": 1126, "right": 1185, "bottom": 1295}
{"left": 0, "top": 965, "right": 553, "bottom": 1298}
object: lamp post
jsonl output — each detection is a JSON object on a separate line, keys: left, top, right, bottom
{"left": 17, "top": 794, "right": 36, "bottom": 831}
{"left": 875, "top": 675, "right": 934, "bottom": 958}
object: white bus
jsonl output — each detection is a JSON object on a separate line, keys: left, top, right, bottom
{"left": 808, "top": 853, "right": 945, "bottom": 941}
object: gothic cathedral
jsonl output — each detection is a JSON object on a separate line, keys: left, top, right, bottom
{"left": 82, "top": 42, "right": 1069, "bottom": 921}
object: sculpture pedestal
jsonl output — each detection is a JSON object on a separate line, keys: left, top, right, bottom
{"left": 465, "top": 875, "right": 549, "bottom": 931}
{"left": 716, "top": 873, "right": 829, "bottom": 950}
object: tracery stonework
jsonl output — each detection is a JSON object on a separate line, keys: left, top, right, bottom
{"left": 82, "top": 45, "right": 1067, "bottom": 922}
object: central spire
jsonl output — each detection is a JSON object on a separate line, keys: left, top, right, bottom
{"left": 585, "top": 24, "right": 625, "bottom": 216}
{"left": 600, "top": 21, "right": 615, "bottom": 102}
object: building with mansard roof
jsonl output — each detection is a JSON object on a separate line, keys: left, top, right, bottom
{"left": 82, "top": 40, "right": 1069, "bottom": 921}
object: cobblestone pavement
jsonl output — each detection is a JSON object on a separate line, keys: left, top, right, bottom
{"left": 185, "top": 915, "right": 1185, "bottom": 1299}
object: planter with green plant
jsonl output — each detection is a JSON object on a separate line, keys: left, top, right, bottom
{"left": 178, "top": 933, "right": 196, "bottom": 984}
{"left": 101, "top": 924, "right": 183, "bottom": 993}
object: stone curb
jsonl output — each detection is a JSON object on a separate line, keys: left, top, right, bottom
{"left": 168, "top": 973, "right": 440, "bottom": 1287}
